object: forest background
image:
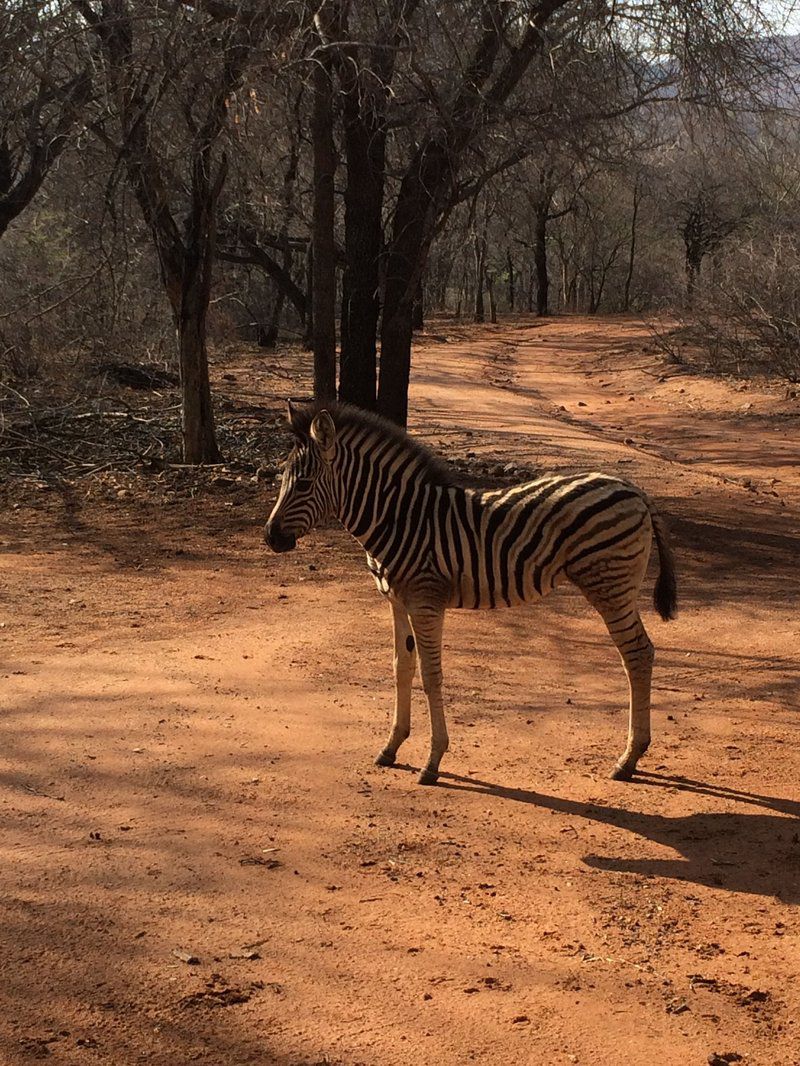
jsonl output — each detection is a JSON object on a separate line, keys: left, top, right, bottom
{"left": 2, "top": 0, "right": 800, "bottom": 467}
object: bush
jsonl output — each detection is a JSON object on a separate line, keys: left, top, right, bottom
{"left": 649, "top": 233, "right": 800, "bottom": 382}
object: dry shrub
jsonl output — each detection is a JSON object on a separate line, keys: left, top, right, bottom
{"left": 0, "top": 179, "right": 177, "bottom": 392}
{"left": 649, "top": 234, "right": 800, "bottom": 382}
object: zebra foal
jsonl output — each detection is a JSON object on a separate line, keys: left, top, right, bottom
{"left": 266, "top": 401, "right": 677, "bottom": 786}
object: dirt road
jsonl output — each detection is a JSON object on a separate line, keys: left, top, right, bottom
{"left": 2, "top": 318, "right": 799, "bottom": 1065}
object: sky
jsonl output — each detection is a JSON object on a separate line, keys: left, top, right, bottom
{"left": 766, "top": 0, "right": 800, "bottom": 34}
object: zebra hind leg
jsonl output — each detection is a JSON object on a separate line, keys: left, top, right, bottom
{"left": 571, "top": 530, "right": 655, "bottom": 781}
{"left": 576, "top": 576, "right": 654, "bottom": 780}
{"left": 601, "top": 602, "right": 654, "bottom": 780}
{"left": 375, "top": 600, "right": 417, "bottom": 767}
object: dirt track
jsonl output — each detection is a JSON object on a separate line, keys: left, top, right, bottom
{"left": 2, "top": 318, "right": 799, "bottom": 1066}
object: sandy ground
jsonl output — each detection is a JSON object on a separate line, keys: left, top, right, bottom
{"left": 1, "top": 317, "right": 799, "bottom": 1066}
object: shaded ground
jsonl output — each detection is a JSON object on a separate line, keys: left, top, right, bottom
{"left": 1, "top": 316, "right": 799, "bottom": 1065}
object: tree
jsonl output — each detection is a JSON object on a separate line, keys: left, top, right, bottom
{"left": 0, "top": 5, "right": 92, "bottom": 239}
{"left": 74, "top": 0, "right": 287, "bottom": 462}
{"left": 377, "top": 3, "right": 570, "bottom": 423}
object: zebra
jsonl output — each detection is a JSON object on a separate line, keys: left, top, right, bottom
{"left": 265, "top": 400, "right": 677, "bottom": 786}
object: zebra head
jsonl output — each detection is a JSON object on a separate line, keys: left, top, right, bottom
{"left": 265, "top": 402, "right": 337, "bottom": 553}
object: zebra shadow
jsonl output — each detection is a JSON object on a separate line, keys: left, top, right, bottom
{"left": 422, "top": 768, "right": 800, "bottom": 901}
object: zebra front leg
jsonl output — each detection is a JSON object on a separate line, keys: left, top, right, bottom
{"left": 408, "top": 605, "right": 448, "bottom": 786}
{"left": 375, "top": 600, "right": 417, "bottom": 768}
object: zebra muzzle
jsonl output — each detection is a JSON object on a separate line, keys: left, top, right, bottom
{"left": 265, "top": 522, "right": 297, "bottom": 553}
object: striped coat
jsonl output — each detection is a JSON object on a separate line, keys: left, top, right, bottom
{"left": 266, "top": 402, "right": 677, "bottom": 786}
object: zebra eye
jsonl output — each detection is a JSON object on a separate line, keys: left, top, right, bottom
{"left": 295, "top": 477, "right": 313, "bottom": 492}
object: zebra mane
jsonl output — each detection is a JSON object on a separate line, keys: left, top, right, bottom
{"left": 288, "top": 400, "right": 457, "bottom": 487}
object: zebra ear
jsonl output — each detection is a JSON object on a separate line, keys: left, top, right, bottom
{"left": 286, "top": 400, "right": 300, "bottom": 429}
{"left": 310, "top": 410, "right": 336, "bottom": 460}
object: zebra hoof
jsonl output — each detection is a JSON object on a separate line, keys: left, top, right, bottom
{"left": 375, "top": 750, "right": 396, "bottom": 767}
{"left": 417, "top": 768, "right": 439, "bottom": 786}
{"left": 610, "top": 762, "right": 635, "bottom": 781}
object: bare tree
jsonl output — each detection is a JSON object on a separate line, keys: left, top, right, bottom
{"left": 74, "top": 0, "right": 282, "bottom": 462}
{"left": 0, "top": 5, "right": 92, "bottom": 239}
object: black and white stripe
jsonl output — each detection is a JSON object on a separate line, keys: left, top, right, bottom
{"left": 266, "top": 402, "right": 677, "bottom": 786}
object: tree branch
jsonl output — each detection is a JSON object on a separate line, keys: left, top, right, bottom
{"left": 217, "top": 242, "right": 307, "bottom": 319}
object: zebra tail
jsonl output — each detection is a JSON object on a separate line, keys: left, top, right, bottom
{"left": 649, "top": 504, "right": 678, "bottom": 621}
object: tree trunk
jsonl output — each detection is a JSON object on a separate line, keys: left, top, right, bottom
{"left": 303, "top": 242, "right": 314, "bottom": 349}
{"left": 623, "top": 178, "right": 640, "bottom": 313}
{"left": 594, "top": 264, "right": 612, "bottom": 312}
{"left": 179, "top": 312, "right": 221, "bottom": 462}
{"left": 487, "top": 271, "right": 497, "bottom": 323}
{"left": 335, "top": 2, "right": 415, "bottom": 408}
{"left": 506, "top": 249, "right": 515, "bottom": 310}
{"left": 431, "top": 253, "right": 453, "bottom": 312}
{"left": 455, "top": 266, "right": 465, "bottom": 318}
{"left": 459, "top": 261, "right": 471, "bottom": 319}
{"left": 587, "top": 256, "right": 598, "bottom": 313}
{"left": 378, "top": 302, "right": 415, "bottom": 427}
{"left": 338, "top": 88, "right": 384, "bottom": 409}
{"left": 534, "top": 201, "right": 549, "bottom": 317}
{"left": 685, "top": 252, "right": 702, "bottom": 307}
{"left": 261, "top": 287, "right": 285, "bottom": 348}
{"left": 378, "top": 143, "right": 449, "bottom": 425}
{"left": 311, "top": 55, "right": 337, "bottom": 402}
{"left": 564, "top": 266, "right": 578, "bottom": 311}
{"left": 473, "top": 233, "right": 486, "bottom": 322}
{"left": 339, "top": 268, "right": 351, "bottom": 359}
{"left": 412, "top": 277, "right": 424, "bottom": 331}
{"left": 176, "top": 142, "right": 226, "bottom": 463}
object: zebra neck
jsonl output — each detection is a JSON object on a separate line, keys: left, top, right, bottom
{"left": 333, "top": 444, "right": 448, "bottom": 569}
